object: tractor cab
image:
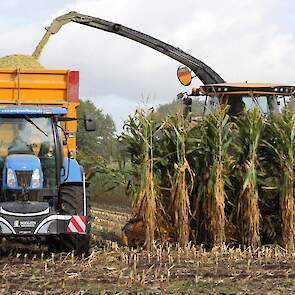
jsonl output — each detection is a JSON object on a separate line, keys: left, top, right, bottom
{"left": 0, "top": 107, "right": 65, "bottom": 204}
{"left": 0, "top": 106, "right": 95, "bottom": 204}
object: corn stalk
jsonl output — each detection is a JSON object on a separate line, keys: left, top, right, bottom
{"left": 234, "top": 109, "right": 264, "bottom": 249}
{"left": 120, "top": 110, "right": 159, "bottom": 250}
{"left": 192, "top": 108, "right": 233, "bottom": 246}
{"left": 262, "top": 111, "right": 295, "bottom": 251}
{"left": 162, "top": 114, "right": 194, "bottom": 246}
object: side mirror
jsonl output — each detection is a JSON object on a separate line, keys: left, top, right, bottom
{"left": 177, "top": 65, "right": 192, "bottom": 86}
{"left": 84, "top": 115, "right": 96, "bottom": 131}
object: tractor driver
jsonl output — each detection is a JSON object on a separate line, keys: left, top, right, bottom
{"left": 38, "top": 141, "right": 55, "bottom": 189}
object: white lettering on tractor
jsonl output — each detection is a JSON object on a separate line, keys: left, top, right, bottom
{"left": 20, "top": 221, "right": 36, "bottom": 228}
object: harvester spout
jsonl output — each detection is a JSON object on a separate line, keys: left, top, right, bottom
{"left": 32, "top": 18, "right": 72, "bottom": 59}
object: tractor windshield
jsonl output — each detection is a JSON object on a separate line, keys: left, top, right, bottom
{"left": 0, "top": 117, "right": 56, "bottom": 189}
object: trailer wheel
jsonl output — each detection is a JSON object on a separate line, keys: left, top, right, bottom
{"left": 51, "top": 185, "right": 91, "bottom": 255}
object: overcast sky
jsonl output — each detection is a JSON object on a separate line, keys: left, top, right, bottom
{"left": 1, "top": 0, "right": 295, "bottom": 130}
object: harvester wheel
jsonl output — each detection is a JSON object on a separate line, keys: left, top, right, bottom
{"left": 51, "top": 185, "right": 91, "bottom": 255}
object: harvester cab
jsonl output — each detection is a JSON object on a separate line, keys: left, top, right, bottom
{"left": 177, "top": 65, "right": 295, "bottom": 117}
{"left": 0, "top": 69, "right": 95, "bottom": 254}
{"left": 198, "top": 83, "right": 295, "bottom": 116}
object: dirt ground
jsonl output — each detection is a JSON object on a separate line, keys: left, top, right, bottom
{"left": 0, "top": 208, "right": 294, "bottom": 294}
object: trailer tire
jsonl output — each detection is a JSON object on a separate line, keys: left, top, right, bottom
{"left": 51, "top": 185, "right": 91, "bottom": 255}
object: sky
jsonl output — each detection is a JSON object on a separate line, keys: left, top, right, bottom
{"left": 1, "top": 0, "right": 295, "bottom": 130}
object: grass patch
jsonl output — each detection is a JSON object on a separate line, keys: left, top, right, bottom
{"left": 165, "top": 280, "right": 239, "bottom": 294}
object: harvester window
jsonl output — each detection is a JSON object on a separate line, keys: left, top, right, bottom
{"left": 276, "top": 95, "right": 292, "bottom": 111}
{"left": 203, "top": 95, "right": 220, "bottom": 115}
{"left": 242, "top": 96, "right": 268, "bottom": 115}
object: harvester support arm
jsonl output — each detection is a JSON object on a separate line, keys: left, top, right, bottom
{"left": 33, "top": 11, "right": 225, "bottom": 84}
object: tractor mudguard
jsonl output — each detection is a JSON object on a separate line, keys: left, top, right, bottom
{"left": 61, "top": 158, "right": 83, "bottom": 184}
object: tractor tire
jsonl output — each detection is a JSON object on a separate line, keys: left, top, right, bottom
{"left": 50, "top": 185, "right": 91, "bottom": 255}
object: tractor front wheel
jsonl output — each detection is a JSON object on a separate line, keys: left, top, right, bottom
{"left": 50, "top": 185, "right": 91, "bottom": 255}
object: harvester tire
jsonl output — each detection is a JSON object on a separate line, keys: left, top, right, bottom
{"left": 51, "top": 185, "right": 91, "bottom": 255}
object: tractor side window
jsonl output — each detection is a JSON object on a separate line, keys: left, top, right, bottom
{"left": 0, "top": 123, "right": 15, "bottom": 158}
{"left": 0, "top": 123, "right": 17, "bottom": 184}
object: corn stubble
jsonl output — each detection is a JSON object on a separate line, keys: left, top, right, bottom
{"left": 1, "top": 235, "right": 294, "bottom": 293}
{"left": 121, "top": 107, "right": 295, "bottom": 251}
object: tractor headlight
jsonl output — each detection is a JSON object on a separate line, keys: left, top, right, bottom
{"left": 31, "top": 169, "right": 41, "bottom": 189}
{"left": 7, "top": 168, "right": 17, "bottom": 189}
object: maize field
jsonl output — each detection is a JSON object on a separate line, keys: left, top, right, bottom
{"left": 119, "top": 108, "right": 295, "bottom": 252}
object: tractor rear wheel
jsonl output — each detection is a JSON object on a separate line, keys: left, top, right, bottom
{"left": 50, "top": 185, "right": 91, "bottom": 254}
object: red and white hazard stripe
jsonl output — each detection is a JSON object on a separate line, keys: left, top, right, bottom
{"left": 67, "top": 215, "right": 86, "bottom": 233}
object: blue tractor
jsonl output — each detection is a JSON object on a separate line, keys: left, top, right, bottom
{"left": 0, "top": 106, "right": 95, "bottom": 254}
